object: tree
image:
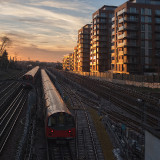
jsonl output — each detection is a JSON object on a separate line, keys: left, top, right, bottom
{"left": 0, "top": 50, "right": 9, "bottom": 70}
{"left": 0, "top": 36, "right": 11, "bottom": 56}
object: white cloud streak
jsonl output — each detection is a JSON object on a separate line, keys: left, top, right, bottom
{"left": 0, "top": 0, "right": 95, "bottom": 61}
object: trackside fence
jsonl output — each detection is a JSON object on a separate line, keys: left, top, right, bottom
{"left": 72, "top": 71, "right": 160, "bottom": 89}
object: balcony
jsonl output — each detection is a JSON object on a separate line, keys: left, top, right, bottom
{"left": 111, "top": 45, "right": 115, "bottom": 50}
{"left": 123, "top": 58, "right": 128, "bottom": 63}
{"left": 111, "top": 53, "right": 115, "bottom": 57}
{"left": 123, "top": 33, "right": 137, "bottom": 39}
{"left": 124, "top": 42, "right": 137, "bottom": 47}
{"left": 112, "top": 38, "right": 115, "bottom": 42}
{"left": 112, "top": 17, "right": 115, "bottom": 21}
{"left": 112, "top": 31, "right": 115, "bottom": 35}
{"left": 118, "top": 26, "right": 124, "bottom": 31}
{"left": 117, "top": 9, "right": 126, "bottom": 16}
{"left": 118, "top": 42, "right": 124, "bottom": 48}
{"left": 118, "top": 51, "right": 124, "bottom": 55}
{"left": 127, "top": 10, "right": 139, "bottom": 14}
{"left": 125, "top": 26, "right": 138, "bottom": 30}
{"left": 125, "top": 17, "right": 138, "bottom": 22}
{"left": 92, "top": 44, "right": 97, "bottom": 48}
{"left": 111, "top": 60, "right": 116, "bottom": 64}
{"left": 119, "top": 18, "right": 124, "bottom": 23}
{"left": 118, "top": 34, "right": 124, "bottom": 39}
{"left": 112, "top": 24, "right": 115, "bottom": 28}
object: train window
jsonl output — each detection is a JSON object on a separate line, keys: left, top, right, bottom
{"left": 58, "top": 113, "right": 65, "bottom": 126}
{"left": 65, "top": 115, "right": 74, "bottom": 127}
{"left": 48, "top": 116, "right": 56, "bottom": 127}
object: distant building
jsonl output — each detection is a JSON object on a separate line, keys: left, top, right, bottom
{"left": 90, "top": 5, "right": 117, "bottom": 72}
{"left": 77, "top": 24, "right": 91, "bottom": 72}
{"left": 62, "top": 53, "right": 74, "bottom": 71}
{"left": 62, "top": 55, "right": 69, "bottom": 70}
{"left": 111, "top": 0, "right": 160, "bottom": 74}
{"left": 73, "top": 46, "right": 78, "bottom": 71}
{"left": 69, "top": 53, "right": 74, "bottom": 71}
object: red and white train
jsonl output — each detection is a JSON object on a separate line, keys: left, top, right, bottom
{"left": 41, "top": 69, "right": 75, "bottom": 139}
{"left": 22, "top": 66, "right": 39, "bottom": 87}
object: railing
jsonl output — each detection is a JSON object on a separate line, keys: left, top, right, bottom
{"left": 118, "top": 34, "right": 124, "bottom": 39}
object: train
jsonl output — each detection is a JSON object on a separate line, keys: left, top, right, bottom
{"left": 22, "top": 66, "right": 39, "bottom": 88}
{"left": 41, "top": 69, "right": 76, "bottom": 140}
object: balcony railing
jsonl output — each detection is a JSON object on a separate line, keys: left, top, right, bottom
{"left": 118, "top": 34, "right": 124, "bottom": 39}
{"left": 127, "top": 10, "right": 139, "bottom": 14}
{"left": 112, "top": 24, "right": 115, "bottom": 28}
{"left": 118, "top": 43, "right": 124, "bottom": 47}
{"left": 111, "top": 45, "right": 115, "bottom": 50}
{"left": 111, "top": 53, "right": 115, "bottom": 57}
{"left": 112, "top": 31, "right": 115, "bottom": 35}
{"left": 118, "top": 51, "right": 124, "bottom": 55}
{"left": 117, "top": 9, "right": 126, "bottom": 16}
{"left": 119, "top": 18, "right": 124, "bottom": 23}
{"left": 112, "top": 17, "right": 115, "bottom": 21}
{"left": 119, "top": 17, "right": 138, "bottom": 23}
{"left": 125, "top": 17, "right": 138, "bottom": 22}
{"left": 118, "top": 26, "right": 124, "bottom": 31}
{"left": 112, "top": 38, "right": 115, "bottom": 42}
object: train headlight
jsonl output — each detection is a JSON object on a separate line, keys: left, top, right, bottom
{"left": 51, "top": 129, "right": 54, "bottom": 133}
{"left": 68, "top": 130, "right": 72, "bottom": 133}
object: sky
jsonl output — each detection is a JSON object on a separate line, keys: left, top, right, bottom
{"left": 0, "top": 0, "right": 126, "bottom": 62}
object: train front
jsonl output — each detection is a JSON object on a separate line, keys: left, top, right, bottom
{"left": 46, "top": 112, "right": 75, "bottom": 139}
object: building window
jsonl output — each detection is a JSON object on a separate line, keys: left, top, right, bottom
{"left": 141, "top": 32, "right": 145, "bottom": 39}
{"left": 141, "top": 41, "right": 145, "bottom": 47}
{"left": 155, "top": 10, "right": 160, "bottom": 15}
{"left": 141, "top": 8, "right": 145, "bottom": 15}
{"left": 130, "top": 15, "right": 136, "bottom": 20}
{"left": 109, "top": 13, "right": 113, "bottom": 18}
{"left": 141, "top": 24, "right": 145, "bottom": 31}
{"left": 149, "top": 41, "right": 152, "bottom": 48}
{"left": 148, "top": 17, "right": 152, "bottom": 23}
{"left": 148, "top": 25, "right": 152, "bottom": 31}
{"left": 141, "top": 16, "right": 145, "bottom": 22}
{"left": 155, "top": 18, "right": 160, "bottom": 23}
{"left": 149, "top": 49, "right": 152, "bottom": 56}
{"left": 141, "top": 48, "right": 145, "bottom": 55}
{"left": 130, "top": 7, "right": 137, "bottom": 13}
{"left": 148, "top": 32, "right": 152, "bottom": 39}
{"left": 147, "top": 9, "right": 152, "bottom": 15}
{"left": 101, "top": 13, "right": 106, "bottom": 17}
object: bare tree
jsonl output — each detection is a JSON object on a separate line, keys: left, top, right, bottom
{"left": 0, "top": 36, "right": 11, "bottom": 56}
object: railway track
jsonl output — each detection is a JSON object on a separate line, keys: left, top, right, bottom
{"left": 0, "top": 89, "right": 28, "bottom": 155}
{"left": 46, "top": 69, "right": 104, "bottom": 160}
{"left": 56, "top": 70, "right": 160, "bottom": 132}
{"left": 48, "top": 141, "right": 75, "bottom": 160}
{"left": 48, "top": 69, "right": 149, "bottom": 159}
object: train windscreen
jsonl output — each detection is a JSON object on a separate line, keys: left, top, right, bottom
{"left": 48, "top": 112, "right": 74, "bottom": 129}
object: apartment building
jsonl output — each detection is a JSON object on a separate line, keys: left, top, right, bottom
{"left": 111, "top": 0, "right": 160, "bottom": 74}
{"left": 62, "top": 53, "right": 74, "bottom": 71}
{"left": 73, "top": 46, "right": 78, "bottom": 71}
{"left": 77, "top": 24, "right": 91, "bottom": 72}
{"left": 90, "top": 5, "right": 117, "bottom": 72}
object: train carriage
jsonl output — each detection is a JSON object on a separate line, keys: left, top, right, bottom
{"left": 41, "top": 69, "right": 75, "bottom": 139}
{"left": 22, "top": 66, "right": 39, "bottom": 87}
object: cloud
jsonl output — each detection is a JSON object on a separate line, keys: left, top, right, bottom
{"left": 30, "top": 0, "right": 96, "bottom": 13}
{"left": 0, "top": 0, "right": 96, "bottom": 62}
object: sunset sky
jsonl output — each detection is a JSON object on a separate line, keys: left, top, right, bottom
{"left": 0, "top": 0, "right": 126, "bottom": 62}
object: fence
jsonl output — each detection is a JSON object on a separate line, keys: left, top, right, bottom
{"left": 73, "top": 71, "right": 160, "bottom": 89}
